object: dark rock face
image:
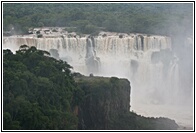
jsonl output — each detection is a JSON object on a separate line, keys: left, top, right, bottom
{"left": 75, "top": 76, "right": 179, "bottom": 130}
{"left": 76, "top": 76, "right": 130, "bottom": 130}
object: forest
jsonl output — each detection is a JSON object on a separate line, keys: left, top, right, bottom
{"left": 3, "top": 3, "right": 193, "bottom": 37}
{"left": 3, "top": 46, "right": 84, "bottom": 129}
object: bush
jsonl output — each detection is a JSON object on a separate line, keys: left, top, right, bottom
{"left": 110, "top": 77, "right": 119, "bottom": 84}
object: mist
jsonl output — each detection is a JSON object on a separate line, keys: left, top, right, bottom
{"left": 3, "top": 2, "right": 193, "bottom": 129}
{"left": 130, "top": 4, "right": 194, "bottom": 128}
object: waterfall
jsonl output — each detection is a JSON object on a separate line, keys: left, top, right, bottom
{"left": 2, "top": 35, "right": 167, "bottom": 73}
{"left": 3, "top": 33, "right": 193, "bottom": 127}
{"left": 3, "top": 34, "right": 179, "bottom": 104}
{"left": 166, "top": 57, "right": 180, "bottom": 103}
{"left": 3, "top": 35, "right": 175, "bottom": 83}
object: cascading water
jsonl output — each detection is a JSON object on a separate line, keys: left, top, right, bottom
{"left": 3, "top": 32, "right": 193, "bottom": 129}
{"left": 167, "top": 58, "right": 180, "bottom": 103}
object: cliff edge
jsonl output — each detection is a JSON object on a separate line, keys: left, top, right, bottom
{"left": 74, "top": 75, "right": 179, "bottom": 130}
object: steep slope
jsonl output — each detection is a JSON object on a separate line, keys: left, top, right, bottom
{"left": 75, "top": 75, "right": 179, "bottom": 130}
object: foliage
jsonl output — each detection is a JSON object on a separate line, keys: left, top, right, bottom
{"left": 3, "top": 46, "right": 83, "bottom": 130}
{"left": 108, "top": 112, "right": 179, "bottom": 130}
{"left": 3, "top": 3, "right": 192, "bottom": 36}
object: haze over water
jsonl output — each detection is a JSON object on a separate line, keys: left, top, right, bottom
{"left": 3, "top": 32, "right": 193, "bottom": 129}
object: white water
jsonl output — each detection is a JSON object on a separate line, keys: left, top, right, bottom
{"left": 3, "top": 33, "right": 193, "bottom": 129}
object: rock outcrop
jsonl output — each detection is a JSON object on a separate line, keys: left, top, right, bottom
{"left": 74, "top": 75, "right": 179, "bottom": 130}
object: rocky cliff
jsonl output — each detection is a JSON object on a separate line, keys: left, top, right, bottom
{"left": 74, "top": 75, "right": 179, "bottom": 130}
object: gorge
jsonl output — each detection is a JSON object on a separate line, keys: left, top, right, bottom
{"left": 3, "top": 31, "right": 193, "bottom": 129}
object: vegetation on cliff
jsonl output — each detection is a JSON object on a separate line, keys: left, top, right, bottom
{"left": 75, "top": 76, "right": 179, "bottom": 130}
{"left": 3, "top": 46, "right": 178, "bottom": 130}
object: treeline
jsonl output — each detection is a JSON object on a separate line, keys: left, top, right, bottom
{"left": 3, "top": 46, "right": 83, "bottom": 129}
{"left": 3, "top": 3, "right": 193, "bottom": 36}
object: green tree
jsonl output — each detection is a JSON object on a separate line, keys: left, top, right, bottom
{"left": 3, "top": 46, "right": 82, "bottom": 130}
